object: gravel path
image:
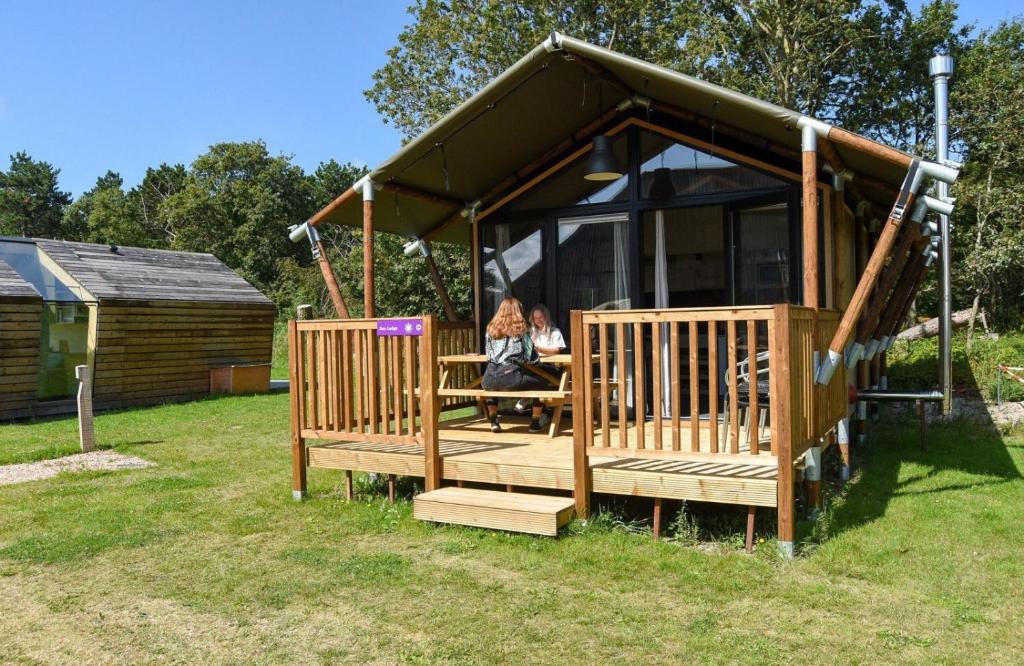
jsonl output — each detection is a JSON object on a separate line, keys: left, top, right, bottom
{"left": 0, "top": 451, "right": 153, "bottom": 486}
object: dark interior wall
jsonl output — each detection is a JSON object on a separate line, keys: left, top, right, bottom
{"left": 91, "top": 299, "right": 275, "bottom": 410}
{"left": 0, "top": 297, "right": 42, "bottom": 420}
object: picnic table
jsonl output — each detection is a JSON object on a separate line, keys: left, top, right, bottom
{"left": 437, "top": 353, "right": 580, "bottom": 437}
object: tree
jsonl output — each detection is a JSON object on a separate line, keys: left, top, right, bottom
{"left": 365, "top": 1, "right": 953, "bottom": 140}
{"left": 134, "top": 163, "right": 188, "bottom": 245}
{"left": 948, "top": 19, "right": 1024, "bottom": 335}
{"left": 0, "top": 151, "right": 72, "bottom": 238}
{"left": 159, "top": 141, "right": 316, "bottom": 293}
{"left": 366, "top": 0, "right": 679, "bottom": 139}
{"left": 839, "top": 0, "right": 971, "bottom": 152}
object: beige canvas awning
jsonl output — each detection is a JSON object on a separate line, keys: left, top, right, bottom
{"left": 313, "top": 33, "right": 922, "bottom": 245}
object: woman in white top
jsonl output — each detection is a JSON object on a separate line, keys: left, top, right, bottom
{"left": 529, "top": 304, "right": 566, "bottom": 356}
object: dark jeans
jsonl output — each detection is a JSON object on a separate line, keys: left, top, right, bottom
{"left": 482, "top": 363, "right": 549, "bottom": 409}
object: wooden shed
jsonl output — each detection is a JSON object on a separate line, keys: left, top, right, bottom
{"left": 0, "top": 257, "right": 44, "bottom": 420}
{"left": 0, "top": 237, "right": 275, "bottom": 418}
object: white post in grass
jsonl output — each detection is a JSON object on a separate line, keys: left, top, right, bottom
{"left": 75, "top": 365, "right": 95, "bottom": 452}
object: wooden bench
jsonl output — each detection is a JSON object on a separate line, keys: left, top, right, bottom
{"left": 437, "top": 387, "right": 572, "bottom": 437}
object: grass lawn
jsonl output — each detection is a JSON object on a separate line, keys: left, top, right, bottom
{"left": 1, "top": 394, "right": 1022, "bottom": 664}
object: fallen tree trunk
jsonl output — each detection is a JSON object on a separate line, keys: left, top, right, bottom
{"left": 896, "top": 308, "right": 976, "bottom": 341}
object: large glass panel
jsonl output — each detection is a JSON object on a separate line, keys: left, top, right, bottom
{"left": 556, "top": 212, "right": 632, "bottom": 409}
{"left": 734, "top": 202, "right": 792, "bottom": 305}
{"left": 509, "top": 133, "right": 629, "bottom": 211}
{"left": 555, "top": 212, "right": 631, "bottom": 333}
{"left": 639, "top": 130, "right": 788, "bottom": 200}
{"left": 37, "top": 302, "right": 89, "bottom": 399}
{"left": 481, "top": 220, "right": 545, "bottom": 326}
{"left": 642, "top": 206, "right": 726, "bottom": 308}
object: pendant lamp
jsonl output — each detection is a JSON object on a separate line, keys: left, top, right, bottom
{"left": 583, "top": 135, "right": 624, "bottom": 181}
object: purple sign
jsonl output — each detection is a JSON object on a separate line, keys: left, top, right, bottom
{"left": 376, "top": 318, "right": 424, "bottom": 336}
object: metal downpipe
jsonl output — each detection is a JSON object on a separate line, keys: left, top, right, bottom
{"left": 930, "top": 54, "right": 954, "bottom": 416}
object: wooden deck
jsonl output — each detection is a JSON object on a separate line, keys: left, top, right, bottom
{"left": 306, "top": 414, "right": 779, "bottom": 507}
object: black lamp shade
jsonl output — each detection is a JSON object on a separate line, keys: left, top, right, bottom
{"left": 648, "top": 167, "right": 676, "bottom": 198}
{"left": 584, "top": 135, "right": 624, "bottom": 181}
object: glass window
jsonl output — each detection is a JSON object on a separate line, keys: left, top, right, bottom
{"left": 733, "top": 203, "right": 793, "bottom": 305}
{"left": 639, "top": 130, "right": 788, "bottom": 200}
{"left": 37, "top": 302, "right": 90, "bottom": 399}
{"left": 481, "top": 220, "right": 545, "bottom": 326}
{"left": 554, "top": 212, "right": 631, "bottom": 335}
{"left": 0, "top": 240, "right": 85, "bottom": 301}
{"left": 509, "top": 133, "right": 629, "bottom": 211}
{"left": 642, "top": 206, "right": 726, "bottom": 308}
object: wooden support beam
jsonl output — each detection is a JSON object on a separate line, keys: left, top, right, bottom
{"left": 344, "top": 470, "right": 354, "bottom": 500}
{"left": 824, "top": 161, "right": 921, "bottom": 365}
{"left": 420, "top": 315, "right": 442, "bottom": 491}
{"left": 653, "top": 497, "right": 663, "bottom": 541}
{"left": 288, "top": 320, "right": 307, "bottom": 500}
{"left": 772, "top": 305, "right": 795, "bottom": 556}
{"left": 802, "top": 128, "right": 820, "bottom": 308}
{"left": 825, "top": 127, "right": 915, "bottom": 170}
{"left": 877, "top": 256, "right": 928, "bottom": 343}
{"left": 856, "top": 231, "right": 925, "bottom": 345}
{"left": 471, "top": 211, "right": 482, "bottom": 344}
{"left": 315, "top": 240, "right": 350, "bottom": 318}
{"left": 308, "top": 186, "right": 358, "bottom": 227}
{"left": 745, "top": 506, "right": 756, "bottom": 553}
{"left": 570, "top": 309, "right": 591, "bottom": 518}
{"left": 363, "top": 197, "right": 375, "bottom": 318}
{"left": 423, "top": 249, "right": 459, "bottom": 321}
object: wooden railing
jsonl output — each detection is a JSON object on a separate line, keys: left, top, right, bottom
{"left": 572, "top": 306, "right": 778, "bottom": 457}
{"left": 570, "top": 305, "right": 847, "bottom": 519}
{"left": 290, "top": 318, "right": 427, "bottom": 445}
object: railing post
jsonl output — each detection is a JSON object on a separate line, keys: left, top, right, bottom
{"left": 772, "top": 305, "right": 795, "bottom": 558}
{"left": 420, "top": 315, "right": 442, "bottom": 490}
{"left": 570, "top": 310, "right": 591, "bottom": 518}
{"left": 288, "top": 319, "right": 307, "bottom": 500}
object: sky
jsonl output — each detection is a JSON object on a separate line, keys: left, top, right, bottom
{"left": 0, "top": 0, "right": 1019, "bottom": 197}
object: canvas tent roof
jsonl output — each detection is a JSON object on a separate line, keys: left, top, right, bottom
{"left": 313, "top": 33, "right": 920, "bottom": 245}
{"left": 0, "top": 256, "right": 40, "bottom": 301}
{"left": 8, "top": 238, "right": 273, "bottom": 306}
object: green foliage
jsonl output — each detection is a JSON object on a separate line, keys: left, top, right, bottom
{"left": 886, "top": 330, "right": 1024, "bottom": 401}
{"left": 161, "top": 141, "right": 316, "bottom": 294}
{"left": 0, "top": 151, "right": 72, "bottom": 238}
{"left": 945, "top": 20, "right": 1024, "bottom": 329}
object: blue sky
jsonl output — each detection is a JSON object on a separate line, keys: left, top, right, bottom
{"left": 0, "top": 1, "right": 1018, "bottom": 196}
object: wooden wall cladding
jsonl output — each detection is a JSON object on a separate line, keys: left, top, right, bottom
{"left": 0, "top": 300, "right": 43, "bottom": 420}
{"left": 92, "top": 300, "right": 275, "bottom": 410}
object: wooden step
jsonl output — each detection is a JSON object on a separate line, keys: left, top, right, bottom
{"left": 413, "top": 487, "right": 575, "bottom": 536}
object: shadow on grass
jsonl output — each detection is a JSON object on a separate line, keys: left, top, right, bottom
{"left": 819, "top": 362, "right": 1022, "bottom": 542}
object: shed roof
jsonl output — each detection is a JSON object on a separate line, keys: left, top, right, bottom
{"left": 27, "top": 239, "right": 273, "bottom": 306}
{"left": 0, "top": 257, "right": 41, "bottom": 301}
{"left": 312, "top": 33, "right": 921, "bottom": 245}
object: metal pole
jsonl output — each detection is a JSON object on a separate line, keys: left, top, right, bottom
{"left": 930, "top": 54, "right": 954, "bottom": 416}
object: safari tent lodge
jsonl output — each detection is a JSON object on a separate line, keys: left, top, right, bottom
{"left": 285, "top": 34, "right": 959, "bottom": 555}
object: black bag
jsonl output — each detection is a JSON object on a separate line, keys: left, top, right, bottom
{"left": 482, "top": 362, "right": 522, "bottom": 390}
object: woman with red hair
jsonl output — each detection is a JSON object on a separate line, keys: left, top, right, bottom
{"left": 482, "top": 297, "right": 548, "bottom": 433}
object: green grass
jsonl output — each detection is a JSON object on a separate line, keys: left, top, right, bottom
{"left": 1, "top": 395, "right": 1022, "bottom": 663}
